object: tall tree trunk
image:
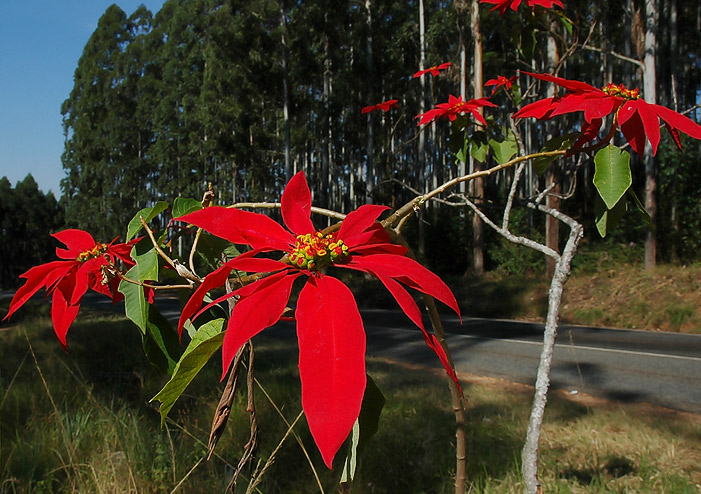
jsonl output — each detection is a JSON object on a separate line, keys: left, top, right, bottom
{"left": 365, "top": 0, "right": 374, "bottom": 204}
{"left": 321, "top": 16, "right": 331, "bottom": 209}
{"left": 456, "top": 1, "right": 468, "bottom": 193}
{"left": 643, "top": 0, "right": 658, "bottom": 270}
{"left": 471, "top": 0, "right": 484, "bottom": 276}
{"left": 280, "top": 1, "right": 292, "bottom": 182}
{"left": 417, "top": 0, "right": 427, "bottom": 256}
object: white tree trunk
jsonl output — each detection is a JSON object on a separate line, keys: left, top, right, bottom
{"left": 643, "top": 0, "right": 658, "bottom": 270}
{"left": 471, "top": 0, "right": 484, "bottom": 276}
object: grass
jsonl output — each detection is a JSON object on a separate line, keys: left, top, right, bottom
{"left": 1, "top": 306, "right": 701, "bottom": 493}
{"left": 424, "top": 260, "right": 700, "bottom": 333}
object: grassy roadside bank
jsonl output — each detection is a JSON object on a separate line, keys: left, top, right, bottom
{"left": 430, "top": 262, "right": 699, "bottom": 334}
{"left": 1, "top": 308, "right": 700, "bottom": 493}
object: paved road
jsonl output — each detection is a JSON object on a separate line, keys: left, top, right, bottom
{"left": 355, "top": 309, "right": 701, "bottom": 413}
{"left": 25, "top": 292, "right": 701, "bottom": 414}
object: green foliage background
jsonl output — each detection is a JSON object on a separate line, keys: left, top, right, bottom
{"left": 3, "top": 1, "right": 700, "bottom": 288}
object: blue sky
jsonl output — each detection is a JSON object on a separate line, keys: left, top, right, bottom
{"left": 0, "top": 1, "right": 166, "bottom": 196}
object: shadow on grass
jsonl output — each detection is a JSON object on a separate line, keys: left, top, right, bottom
{"left": 4, "top": 307, "right": 698, "bottom": 493}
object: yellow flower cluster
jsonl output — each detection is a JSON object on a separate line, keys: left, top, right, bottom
{"left": 76, "top": 243, "right": 108, "bottom": 262}
{"left": 602, "top": 83, "right": 640, "bottom": 100}
{"left": 288, "top": 232, "right": 349, "bottom": 271}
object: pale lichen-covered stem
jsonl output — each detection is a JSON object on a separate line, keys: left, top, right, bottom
{"left": 521, "top": 203, "right": 583, "bottom": 494}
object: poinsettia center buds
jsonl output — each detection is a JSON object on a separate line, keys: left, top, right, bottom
{"left": 76, "top": 243, "right": 108, "bottom": 262}
{"left": 602, "top": 83, "right": 640, "bottom": 100}
{"left": 287, "top": 232, "right": 349, "bottom": 271}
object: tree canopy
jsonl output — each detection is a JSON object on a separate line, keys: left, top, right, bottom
{"left": 60, "top": 0, "right": 701, "bottom": 267}
{"left": 0, "top": 175, "right": 64, "bottom": 288}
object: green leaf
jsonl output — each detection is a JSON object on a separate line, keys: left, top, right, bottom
{"left": 150, "top": 319, "right": 225, "bottom": 426}
{"left": 448, "top": 125, "right": 466, "bottom": 155}
{"left": 126, "top": 201, "right": 169, "bottom": 242}
{"left": 196, "top": 233, "right": 241, "bottom": 271}
{"left": 131, "top": 238, "right": 159, "bottom": 282}
{"left": 556, "top": 11, "right": 574, "bottom": 36}
{"left": 118, "top": 266, "right": 148, "bottom": 334}
{"left": 533, "top": 133, "right": 578, "bottom": 175}
{"left": 142, "top": 306, "right": 183, "bottom": 376}
{"left": 469, "top": 131, "right": 490, "bottom": 163}
{"left": 519, "top": 28, "right": 536, "bottom": 60}
{"left": 488, "top": 129, "right": 518, "bottom": 164}
{"left": 172, "top": 197, "right": 203, "bottom": 219}
{"left": 341, "top": 374, "right": 385, "bottom": 483}
{"left": 510, "top": 84, "right": 522, "bottom": 106}
{"left": 594, "top": 193, "right": 627, "bottom": 237}
{"left": 628, "top": 189, "right": 655, "bottom": 233}
{"left": 594, "top": 145, "right": 632, "bottom": 210}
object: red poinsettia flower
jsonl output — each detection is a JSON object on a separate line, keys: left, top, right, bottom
{"left": 485, "top": 75, "right": 518, "bottom": 95}
{"left": 513, "top": 71, "right": 701, "bottom": 156}
{"left": 413, "top": 62, "right": 452, "bottom": 79}
{"left": 416, "top": 94, "right": 496, "bottom": 127}
{"left": 361, "top": 99, "right": 400, "bottom": 114}
{"left": 3, "top": 229, "right": 134, "bottom": 348}
{"left": 177, "top": 171, "right": 461, "bottom": 469}
{"left": 481, "top": 0, "right": 563, "bottom": 17}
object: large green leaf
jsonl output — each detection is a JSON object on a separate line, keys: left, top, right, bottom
{"left": 172, "top": 197, "right": 203, "bottom": 218}
{"left": 131, "top": 238, "right": 159, "bottom": 282}
{"left": 469, "top": 131, "right": 490, "bottom": 163}
{"left": 594, "top": 193, "right": 627, "bottom": 237}
{"left": 126, "top": 201, "right": 169, "bottom": 241}
{"left": 118, "top": 266, "right": 148, "bottom": 334}
{"left": 150, "top": 319, "right": 225, "bottom": 426}
{"left": 142, "top": 306, "right": 182, "bottom": 376}
{"left": 488, "top": 129, "right": 518, "bottom": 165}
{"left": 341, "top": 374, "right": 385, "bottom": 483}
{"left": 594, "top": 145, "right": 632, "bottom": 210}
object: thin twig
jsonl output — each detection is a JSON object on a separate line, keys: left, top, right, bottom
{"left": 23, "top": 329, "right": 80, "bottom": 486}
{"left": 231, "top": 202, "right": 346, "bottom": 221}
{"left": 253, "top": 376, "right": 325, "bottom": 494}
{"left": 139, "top": 217, "right": 200, "bottom": 283}
{"left": 245, "top": 410, "right": 305, "bottom": 494}
{"left": 168, "top": 455, "right": 205, "bottom": 494}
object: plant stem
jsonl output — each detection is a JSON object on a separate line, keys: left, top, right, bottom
{"left": 520, "top": 203, "right": 583, "bottom": 494}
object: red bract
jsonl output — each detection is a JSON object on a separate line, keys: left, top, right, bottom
{"left": 480, "top": 0, "right": 563, "bottom": 16}
{"left": 178, "top": 171, "right": 461, "bottom": 469}
{"left": 413, "top": 62, "right": 452, "bottom": 78}
{"left": 513, "top": 72, "right": 701, "bottom": 156}
{"left": 485, "top": 75, "right": 518, "bottom": 95}
{"left": 416, "top": 94, "right": 496, "bottom": 127}
{"left": 361, "top": 99, "right": 399, "bottom": 114}
{"left": 3, "top": 229, "right": 134, "bottom": 348}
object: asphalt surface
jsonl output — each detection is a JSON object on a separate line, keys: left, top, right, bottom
{"left": 9, "top": 291, "right": 701, "bottom": 414}
{"left": 356, "top": 309, "right": 701, "bottom": 413}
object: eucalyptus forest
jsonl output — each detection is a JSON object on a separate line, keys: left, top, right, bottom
{"left": 57, "top": 0, "right": 701, "bottom": 272}
{"left": 2, "top": 1, "right": 701, "bottom": 493}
